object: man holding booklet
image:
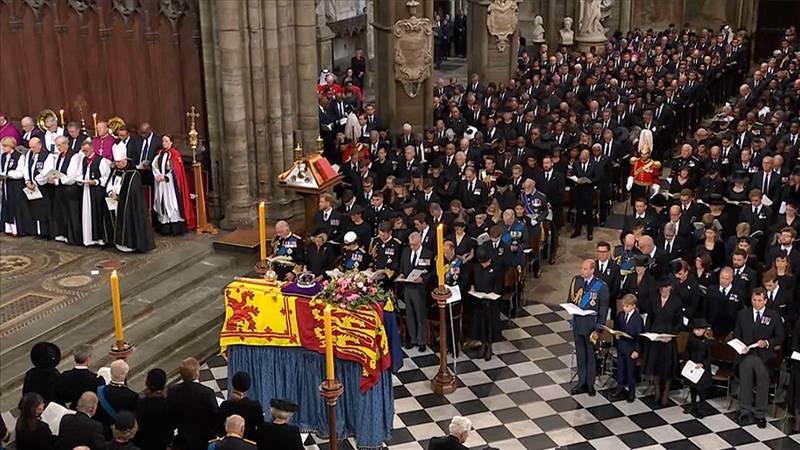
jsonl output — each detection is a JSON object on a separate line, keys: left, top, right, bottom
{"left": 564, "top": 259, "right": 609, "bottom": 396}
{"left": 732, "top": 287, "right": 784, "bottom": 428}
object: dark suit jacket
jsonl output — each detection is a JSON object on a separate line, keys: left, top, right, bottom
{"left": 594, "top": 259, "right": 621, "bottom": 301}
{"left": 167, "top": 381, "right": 219, "bottom": 450}
{"left": 216, "top": 397, "right": 264, "bottom": 441}
{"left": 734, "top": 307, "right": 784, "bottom": 364}
{"left": 134, "top": 133, "right": 160, "bottom": 165}
{"left": 458, "top": 179, "right": 488, "bottom": 211}
{"left": 428, "top": 435, "right": 468, "bottom": 450}
{"left": 749, "top": 170, "right": 781, "bottom": 202}
{"left": 68, "top": 133, "right": 89, "bottom": 153}
{"left": 613, "top": 310, "right": 644, "bottom": 355}
{"left": 214, "top": 435, "right": 256, "bottom": 450}
{"left": 56, "top": 367, "right": 105, "bottom": 409}
{"left": 398, "top": 246, "right": 435, "bottom": 286}
{"left": 56, "top": 412, "right": 107, "bottom": 450}
{"left": 94, "top": 385, "right": 139, "bottom": 431}
{"left": 134, "top": 396, "right": 172, "bottom": 450}
{"left": 257, "top": 422, "right": 303, "bottom": 450}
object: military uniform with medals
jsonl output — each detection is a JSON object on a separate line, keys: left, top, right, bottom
{"left": 567, "top": 274, "right": 609, "bottom": 394}
{"left": 369, "top": 235, "right": 402, "bottom": 287}
{"left": 271, "top": 234, "right": 305, "bottom": 280}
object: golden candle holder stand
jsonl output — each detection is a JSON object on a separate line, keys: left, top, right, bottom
{"left": 319, "top": 378, "right": 344, "bottom": 450}
{"left": 431, "top": 286, "right": 457, "bottom": 395}
{"left": 186, "top": 106, "right": 218, "bottom": 235}
{"left": 109, "top": 342, "right": 134, "bottom": 361}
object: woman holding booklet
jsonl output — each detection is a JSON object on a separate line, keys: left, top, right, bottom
{"left": 641, "top": 277, "right": 682, "bottom": 406}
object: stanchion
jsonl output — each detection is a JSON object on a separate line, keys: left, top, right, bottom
{"left": 320, "top": 379, "right": 344, "bottom": 450}
{"left": 431, "top": 286, "right": 456, "bottom": 395}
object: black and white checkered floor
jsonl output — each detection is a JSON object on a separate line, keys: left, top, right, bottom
{"left": 200, "top": 303, "right": 800, "bottom": 450}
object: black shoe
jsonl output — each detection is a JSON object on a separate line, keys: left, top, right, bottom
{"left": 570, "top": 231, "right": 580, "bottom": 238}
{"left": 611, "top": 390, "right": 624, "bottom": 401}
{"left": 587, "top": 233, "right": 593, "bottom": 241}
{"left": 683, "top": 404, "right": 696, "bottom": 415}
{"left": 548, "top": 257, "right": 556, "bottom": 265}
{"left": 587, "top": 387, "right": 596, "bottom": 397}
{"left": 626, "top": 392, "right": 636, "bottom": 403}
{"left": 533, "top": 271, "right": 541, "bottom": 278}
{"left": 404, "top": 342, "right": 414, "bottom": 350}
{"left": 571, "top": 385, "right": 587, "bottom": 395}
{"left": 483, "top": 344, "right": 493, "bottom": 361}
{"left": 757, "top": 417, "right": 767, "bottom": 429}
{"left": 737, "top": 414, "right": 753, "bottom": 426}
{"left": 418, "top": 344, "right": 427, "bottom": 352}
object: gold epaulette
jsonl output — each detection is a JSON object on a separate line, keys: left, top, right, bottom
{"left": 244, "top": 438, "right": 257, "bottom": 445}
{"left": 653, "top": 161, "right": 662, "bottom": 169}
{"left": 290, "top": 233, "right": 301, "bottom": 239}
{"left": 630, "top": 156, "right": 639, "bottom": 164}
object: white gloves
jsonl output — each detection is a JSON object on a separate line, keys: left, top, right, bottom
{"left": 651, "top": 184, "right": 661, "bottom": 195}
{"left": 626, "top": 176, "right": 633, "bottom": 191}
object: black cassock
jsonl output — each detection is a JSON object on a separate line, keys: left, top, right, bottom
{"left": 108, "top": 168, "right": 155, "bottom": 252}
{"left": 22, "top": 149, "right": 51, "bottom": 236}
{"left": 1, "top": 150, "right": 31, "bottom": 235}
{"left": 48, "top": 151, "right": 82, "bottom": 244}
{"left": 80, "top": 155, "right": 113, "bottom": 246}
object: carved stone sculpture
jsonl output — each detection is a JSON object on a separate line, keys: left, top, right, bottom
{"left": 393, "top": 1, "right": 433, "bottom": 98}
{"left": 113, "top": 0, "right": 140, "bottom": 17}
{"left": 67, "top": 0, "right": 94, "bottom": 14}
{"left": 486, "top": 0, "right": 519, "bottom": 52}
{"left": 559, "top": 17, "right": 574, "bottom": 46}
{"left": 531, "top": 15, "right": 545, "bottom": 43}
{"left": 578, "top": 0, "right": 612, "bottom": 38}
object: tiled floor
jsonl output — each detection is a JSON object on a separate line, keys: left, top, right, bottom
{"left": 200, "top": 302, "right": 800, "bottom": 450}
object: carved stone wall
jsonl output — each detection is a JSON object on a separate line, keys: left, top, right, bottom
{"left": 0, "top": 0, "right": 204, "bottom": 145}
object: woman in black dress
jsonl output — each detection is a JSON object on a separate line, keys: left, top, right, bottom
{"left": 135, "top": 369, "right": 172, "bottom": 450}
{"left": 621, "top": 256, "right": 657, "bottom": 316}
{"left": 771, "top": 254, "right": 797, "bottom": 297}
{"left": 21, "top": 342, "right": 61, "bottom": 404}
{"left": 642, "top": 278, "right": 683, "bottom": 406}
{"left": 683, "top": 319, "right": 712, "bottom": 416}
{"left": 450, "top": 219, "right": 475, "bottom": 263}
{"left": 305, "top": 228, "right": 337, "bottom": 281}
{"left": 14, "top": 392, "right": 54, "bottom": 450}
{"left": 692, "top": 252, "right": 715, "bottom": 293}
{"left": 695, "top": 225, "right": 726, "bottom": 272}
{"left": 468, "top": 246, "right": 503, "bottom": 361}
{"left": 672, "top": 260, "right": 700, "bottom": 326}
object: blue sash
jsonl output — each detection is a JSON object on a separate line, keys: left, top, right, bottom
{"left": 579, "top": 278, "right": 603, "bottom": 309}
{"left": 96, "top": 385, "right": 118, "bottom": 419}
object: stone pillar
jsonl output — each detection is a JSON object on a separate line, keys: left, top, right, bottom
{"left": 199, "top": 0, "right": 321, "bottom": 229}
{"left": 467, "top": 0, "right": 520, "bottom": 85}
{"left": 198, "top": 0, "right": 223, "bottom": 220}
{"left": 374, "top": 0, "right": 434, "bottom": 132}
{"left": 317, "top": 1, "right": 335, "bottom": 71}
{"left": 618, "top": 0, "right": 631, "bottom": 34}
{"left": 546, "top": 0, "right": 557, "bottom": 50}
{"left": 214, "top": 0, "right": 254, "bottom": 228}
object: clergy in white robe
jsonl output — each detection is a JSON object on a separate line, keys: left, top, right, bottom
{"left": 151, "top": 135, "right": 195, "bottom": 235}
{"left": 77, "top": 139, "right": 112, "bottom": 246}
{"left": 21, "top": 137, "right": 52, "bottom": 237}
{"left": 43, "top": 136, "right": 82, "bottom": 244}
{"left": 1, "top": 136, "right": 30, "bottom": 235}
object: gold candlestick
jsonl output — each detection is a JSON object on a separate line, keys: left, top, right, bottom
{"left": 186, "top": 106, "right": 218, "bottom": 235}
{"left": 92, "top": 113, "right": 98, "bottom": 136}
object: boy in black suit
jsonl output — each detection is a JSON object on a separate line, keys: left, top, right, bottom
{"left": 613, "top": 294, "right": 643, "bottom": 402}
{"left": 733, "top": 288, "right": 785, "bottom": 428}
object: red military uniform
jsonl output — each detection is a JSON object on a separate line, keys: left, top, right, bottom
{"left": 630, "top": 156, "right": 661, "bottom": 186}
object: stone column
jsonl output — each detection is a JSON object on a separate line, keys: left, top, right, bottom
{"left": 467, "top": 0, "right": 519, "bottom": 85}
{"left": 373, "top": 0, "right": 434, "bottom": 132}
{"left": 618, "top": 0, "right": 631, "bottom": 33}
{"left": 317, "top": 1, "right": 335, "bottom": 70}
{"left": 215, "top": 0, "right": 254, "bottom": 228}
{"left": 296, "top": 0, "right": 322, "bottom": 156}
{"left": 198, "top": 0, "right": 223, "bottom": 220}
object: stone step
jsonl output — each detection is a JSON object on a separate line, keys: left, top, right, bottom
{"left": 0, "top": 253, "right": 250, "bottom": 411}
{"left": 0, "top": 252, "right": 231, "bottom": 387}
{"left": 0, "top": 241, "right": 213, "bottom": 360}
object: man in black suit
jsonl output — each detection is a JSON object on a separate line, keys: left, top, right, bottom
{"left": 590, "top": 143, "right": 612, "bottom": 224}
{"left": 136, "top": 122, "right": 159, "bottom": 186}
{"left": 732, "top": 249, "right": 758, "bottom": 297}
{"left": 257, "top": 398, "right": 304, "bottom": 450}
{"left": 211, "top": 415, "right": 257, "bottom": 449}
{"left": 398, "top": 232, "right": 434, "bottom": 351}
{"left": 55, "top": 392, "right": 107, "bottom": 450}
{"left": 65, "top": 121, "right": 89, "bottom": 153}
{"left": 567, "top": 260, "right": 610, "bottom": 396}
{"left": 94, "top": 360, "right": 138, "bottom": 434}
{"left": 766, "top": 227, "right": 800, "bottom": 273}
{"left": 168, "top": 357, "right": 219, "bottom": 450}
{"left": 216, "top": 372, "right": 263, "bottom": 441}
{"left": 55, "top": 344, "right": 105, "bottom": 409}
{"left": 658, "top": 222, "right": 690, "bottom": 264}
{"left": 733, "top": 288, "right": 784, "bottom": 428}
{"left": 594, "top": 241, "right": 621, "bottom": 317}
{"left": 314, "top": 193, "right": 344, "bottom": 243}
{"left": 621, "top": 198, "right": 658, "bottom": 239}
{"left": 413, "top": 213, "right": 436, "bottom": 253}
{"left": 749, "top": 155, "right": 780, "bottom": 204}
{"left": 428, "top": 416, "right": 471, "bottom": 450}
{"left": 536, "top": 156, "right": 565, "bottom": 259}
{"left": 706, "top": 267, "right": 746, "bottom": 338}
{"left": 570, "top": 149, "right": 599, "bottom": 240}
{"left": 763, "top": 270, "right": 792, "bottom": 322}
{"left": 458, "top": 167, "right": 487, "bottom": 214}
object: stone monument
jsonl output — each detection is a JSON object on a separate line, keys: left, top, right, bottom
{"left": 531, "top": 15, "right": 545, "bottom": 44}
{"left": 559, "top": 16, "right": 574, "bottom": 46}
{"left": 466, "top": 0, "right": 519, "bottom": 84}
{"left": 575, "top": 0, "right": 609, "bottom": 53}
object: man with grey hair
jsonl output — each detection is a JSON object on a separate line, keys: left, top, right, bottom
{"left": 21, "top": 136, "right": 51, "bottom": 236}
{"left": 56, "top": 344, "right": 104, "bottom": 409}
{"left": 55, "top": 392, "right": 106, "bottom": 450}
{"left": 210, "top": 414, "right": 256, "bottom": 449}
{"left": 658, "top": 222, "right": 686, "bottom": 263}
{"left": 94, "top": 359, "right": 138, "bottom": 431}
{"left": 398, "top": 231, "right": 434, "bottom": 351}
{"left": 428, "top": 415, "right": 472, "bottom": 449}
{"left": 45, "top": 134, "right": 82, "bottom": 244}
{"left": 19, "top": 115, "right": 42, "bottom": 148}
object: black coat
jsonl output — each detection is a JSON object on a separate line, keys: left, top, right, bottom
{"left": 214, "top": 436, "right": 256, "bottom": 450}
{"left": 56, "top": 367, "right": 105, "bottom": 409}
{"left": 15, "top": 420, "right": 55, "bottom": 450}
{"left": 167, "top": 381, "right": 219, "bottom": 450}
{"left": 22, "top": 367, "right": 60, "bottom": 403}
{"left": 216, "top": 397, "right": 264, "bottom": 441}
{"left": 134, "top": 396, "right": 172, "bottom": 450}
{"left": 428, "top": 435, "right": 468, "bottom": 450}
{"left": 94, "top": 385, "right": 139, "bottom": 433}
{"left": 108, "top": 168, "right": 155, "bottom": 252}
{"left": 256, "top": 422, "right": 304, "bottom": 450}
{"left": 55, "top": 411, "right": 107, "bottom": 450}
{"left": 705, "top": 284, "right": 746, "bottom": 338}
{"left": 733, "top": 307, "right": 785, "bottom": 364}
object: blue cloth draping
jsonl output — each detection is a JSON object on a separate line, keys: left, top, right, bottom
{"left": 227, "top": 345, "right": 394, "bottom": 449}
{"left": 383, "top": 310, "right": 404, "bottom": 373}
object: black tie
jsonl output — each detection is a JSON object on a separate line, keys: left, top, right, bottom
{"left": 756, "top": 311, "right": 762, "bottom": 324}
{"left": 411, "top": 251, "right": 418, "bottom": 267}
{"left": 769, "top": 291, "right": 774, "bottom": 304}
{"left": 469, "top": 182, "right": 474, "bottom": 192}
{"left": 666, "top": 241, "right": 671, "bottom": 254}
{"left": 140, "top": 139, "right": 149, "bottom": 164}
{"left": 763, "top": 173, "right": 769, "bottom": 193}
